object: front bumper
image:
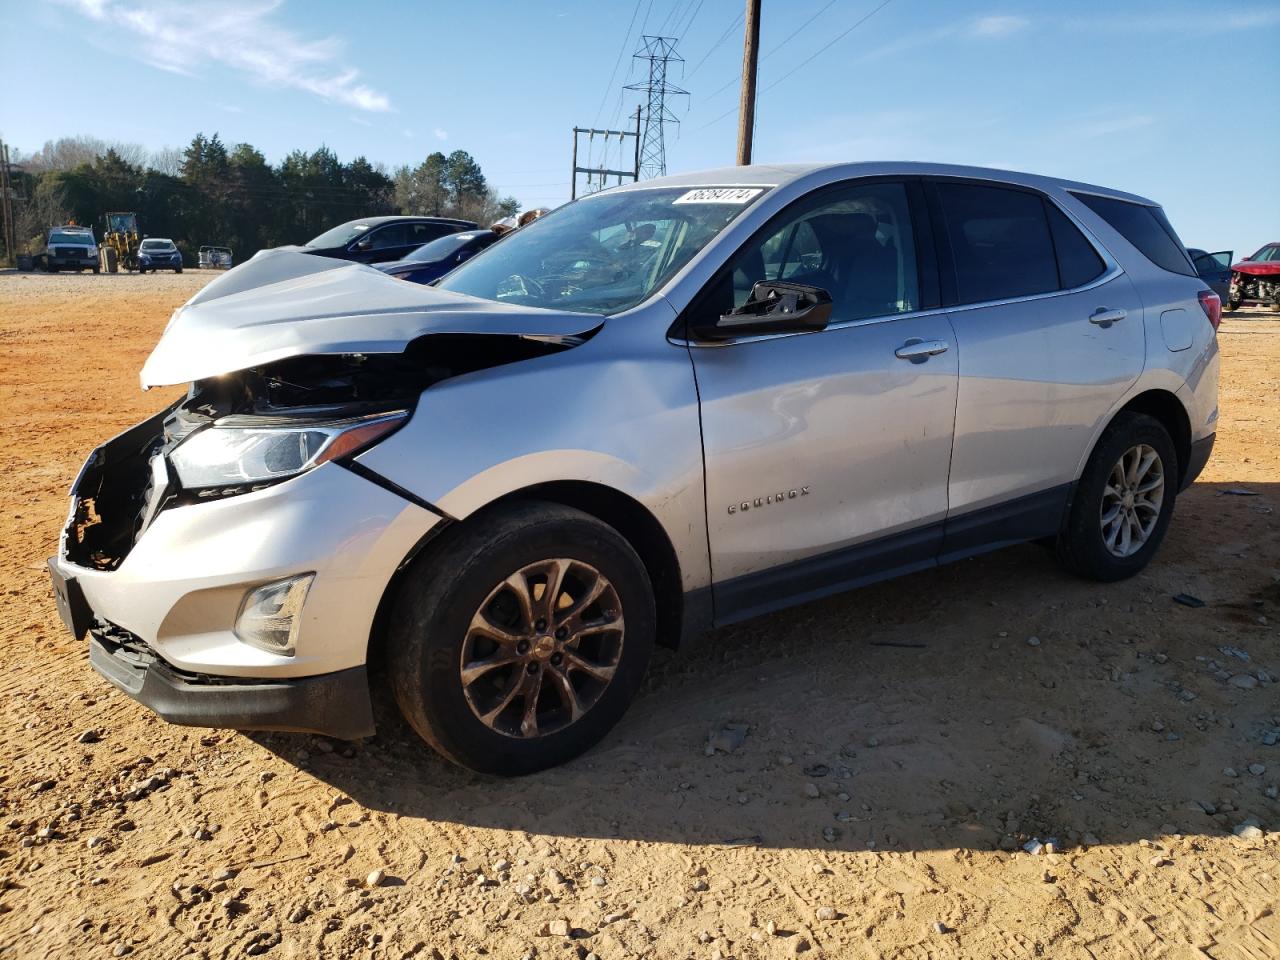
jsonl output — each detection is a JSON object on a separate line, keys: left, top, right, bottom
{"left": 139, "top": 258, "right": 182, "bottom": 270}
{"left": 88, "top": 629, "right": 373, "bottom": 739}
{"left": 49, "top": 255, "right": 98, "bottom": 268}
{"left": 51, "top": 459, "right": 442, "bottom": 676}
{"left": 50, "top": 459, "right": 443, "bottom": 737}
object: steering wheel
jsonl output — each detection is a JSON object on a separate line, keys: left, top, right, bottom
{"left": 498, "top": 273, "right": 546, "bottom": 300}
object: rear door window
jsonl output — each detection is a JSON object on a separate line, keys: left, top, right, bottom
{"left": 367, "top": 224, "right": 409, "bottom": 250}
{"left": 1046, "top": 203, "right": 1106, "bottom": 289}
{"left": 935, "top": 182, "right": 1059, "bottom": 304}
{"left": 1070, "top": 193, "right": 1195, "bottom": 277}
{"left": 407, "top": 222, "right": 453, "bottom": 246}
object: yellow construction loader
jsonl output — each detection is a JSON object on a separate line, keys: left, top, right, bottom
{"left": 100, "top": 211, "right": 140, "bottom": 273}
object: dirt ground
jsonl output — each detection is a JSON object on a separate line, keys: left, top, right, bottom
{"left": 0, "top": 270, "right": 1276, "bottom": 960}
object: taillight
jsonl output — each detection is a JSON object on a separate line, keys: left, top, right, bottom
{"left": 1198, "top": 289, "right": 1221, "bottom": 332}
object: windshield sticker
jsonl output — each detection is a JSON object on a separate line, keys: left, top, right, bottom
{"left": 672, "top": 187, "right": 764, "bottom": 205}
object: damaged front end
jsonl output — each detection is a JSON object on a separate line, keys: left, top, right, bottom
{"left": 1228, "top": 267, "right": 1280, "bottom": 310}
{"left": 63, "top": 333, "right": 579, "bottom": 572}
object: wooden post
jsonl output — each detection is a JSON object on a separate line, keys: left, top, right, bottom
{"left": 570, "top": 127, "right": 580, "bottom": 200}
{"left": 736, "top": 0, "right": 762, "bottom": 166}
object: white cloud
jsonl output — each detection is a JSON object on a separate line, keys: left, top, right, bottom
{"left": 54, "top": 0, "right": 392, "bottom": 112}
{"left": 1070, "top": 113, "right": 1156, "bottom": 141}
{"left": 433, "top": 127, "right": 449, "bottom": 141}
{"left": 1068, "top": 8, "right": 1280, "bottom": 33}
{"left": 969, "top": 15, "right": 1030, "bottom": 37}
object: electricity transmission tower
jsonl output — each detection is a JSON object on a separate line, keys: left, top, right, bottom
{"left": 624, "top": 36, "right": 688, "bottom": 179}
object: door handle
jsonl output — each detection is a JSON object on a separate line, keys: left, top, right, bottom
{"left": 1089, "top": 307, "right": 1127, "bottom": 325}
{"left": 895, "top": 338, "right": 949, "bottom": 361}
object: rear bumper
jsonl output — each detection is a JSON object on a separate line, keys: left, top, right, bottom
{"left": 89, "top": 630, "right": 373, "bottom": 739}
{"left": 1182, "top": 433, "right": 1215, "bottom": 491}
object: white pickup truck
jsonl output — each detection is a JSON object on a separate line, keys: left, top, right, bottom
{"left": 46, "top": 225, "right": 99, "bottom": 273}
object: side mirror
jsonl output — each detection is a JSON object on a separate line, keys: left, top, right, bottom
{"left": 353, "top": 236, "right": 372, "bottom": 251}
{"left": 701, "top": 281, "right": 833, "bottom": 341}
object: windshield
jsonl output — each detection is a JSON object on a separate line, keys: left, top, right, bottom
{"left": 1251, "top": 244, "right": 1280, "bottom": 262}
{"left": 306, "top": 220, "right": 372, "bottom": 248}
{"left": 436, "top": 186, "right": 767, "bottom": 314}
{"left": 141, "top": 239, "right": 175, "bottom": 250}
{"left": 406, "top": 232, "right": 478, "bottom": 263}
{"left": 50, "top": 232, "right": 93, "bottom": 245}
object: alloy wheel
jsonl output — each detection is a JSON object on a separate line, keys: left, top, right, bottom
{"left": 459, "top": 558, "right": 625, "bottom": 738}
{"left": 1100, "top": 443, "right": 1165, "bottom": 558}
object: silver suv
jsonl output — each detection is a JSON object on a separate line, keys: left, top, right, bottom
{"left": 48, "top": 162, "right": 1220, "bottom": 774}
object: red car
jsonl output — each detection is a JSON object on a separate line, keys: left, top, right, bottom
{"left": 1227, "top": 242, "right": 1280, "bottom": 311}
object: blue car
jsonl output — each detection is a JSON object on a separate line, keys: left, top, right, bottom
{"left": 1187, "top": 247, "right": 1233, "bottom": 303}
{"left": 373, "top": 230, "right": 499, "bottom": 284}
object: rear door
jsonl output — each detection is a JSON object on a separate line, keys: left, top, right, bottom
{"left": 354, "top": 223, "right": 411, "bottom": 262}
{"left": 1191, "top": 250, "right": 1233, "bottom": 301}
{"left": 687, "top": 179, "right": 959, "bottom": 621}
{"left": 928, "top": 180, "right": 1145, "bottom": 553}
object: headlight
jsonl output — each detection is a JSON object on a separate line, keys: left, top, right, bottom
{"left": 170, "top": 410, "right": 408, "bottom": 491}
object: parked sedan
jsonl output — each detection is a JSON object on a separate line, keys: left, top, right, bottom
{"left": 1188, "top": 247, "right": 1232, "bottom": 303}
{"left": 303, "top": 216, "right": 477, "bottom": 264}
{"left": 49, "top": 163, "right": 1219, "bottom": 776}
{"left": 374, "top": 230, "right": 499, "bottom": 284}
{"left": 138, "top": 238, "right": 183, "bottom": 273}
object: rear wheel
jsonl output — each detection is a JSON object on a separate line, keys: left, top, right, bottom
{"left": 1056, "top": 412, "right": 1178, "bottom": 581}
{"left": 387, "top": 501, "right": 655, "bottom": 775}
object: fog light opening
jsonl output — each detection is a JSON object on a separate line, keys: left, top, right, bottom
{"left": 234, "top": 574, "right": 314, "bottom": 656}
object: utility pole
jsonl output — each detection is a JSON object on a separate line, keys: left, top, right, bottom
{"left": 736, "top": 0, "right": 762, "bottom": 166}
{"left": 0, "top": 141, "right": 14, "bottom": 265}
{"left": 570, "top": 107, "right": 643, "bottom": 200}
{"left": 625, "top": 36, "right": 688, "bottom": 179}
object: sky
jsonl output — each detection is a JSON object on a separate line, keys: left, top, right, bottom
{"left": 2, "top": 0, "right": 1278, "bottom": 255}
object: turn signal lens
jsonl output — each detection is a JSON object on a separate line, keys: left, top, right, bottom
{"left": 235, "top": 574, "right": 314, "bottom": 656}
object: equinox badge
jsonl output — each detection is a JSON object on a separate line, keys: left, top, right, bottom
{"left": 728, "top": 486, "right": 810, "bottom": 515}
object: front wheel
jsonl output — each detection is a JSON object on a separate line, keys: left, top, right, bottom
{"left": 1056, "top": 412, "right": 1178, "bottom": 581}
{"left": 387, "top": 501, "right": 655, "bottom": 775}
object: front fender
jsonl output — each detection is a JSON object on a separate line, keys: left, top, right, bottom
{"left": 353, "top": 314, "right": 712, "bottom": 594}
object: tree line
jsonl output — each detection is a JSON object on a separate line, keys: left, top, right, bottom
{"left": 5, "top": 133, "right": 521, "bottom": 262}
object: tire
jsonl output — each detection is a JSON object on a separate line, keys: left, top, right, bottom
{"left": 1056, "top": 411, "right": 1178, "bottom": 582}
{"left": 387, "top": 501, "right": 655, "bottom": 775}
{"left": 103, "top": 248, "right": 119, "bottom": 273}
{"left": 48, "top": 264, "right": 58, "bottom": 274}
{"left": 1227, "top": 298, "right": 1242, "bottom": 312}
{"left": 175, "top": 266, "right": 183, "bottom": 274}
{"left": 92, "top": 265, "right": 100, "bottom": 275}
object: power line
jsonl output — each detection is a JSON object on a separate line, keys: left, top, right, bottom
{"left": 697, "top": 0, "right": 899, "bottom": 130}
{"left": 672, "top": 0, "right": 705, "bottom": 38}
{"left": 760, "top": 0, "right": 898, "bottom": 95}
{"left": 592, "top": 0, "right": 646, "bottom": 129}
{"left": 686, "top": 9, "right": 744, "bottom": 79}
{"left": 693, "top": 0, "right": 866, "bottom": 115}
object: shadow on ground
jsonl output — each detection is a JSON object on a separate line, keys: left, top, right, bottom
{"left": 251, "top": 480, "right": 1280, "bottom": 854}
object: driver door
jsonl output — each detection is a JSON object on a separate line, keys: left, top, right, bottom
{"left": 685, "top": 180, "right": 958, "bottom": 622}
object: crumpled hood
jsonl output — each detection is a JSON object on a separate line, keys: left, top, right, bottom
{"left": 1231, "top": 259, "right": 1280, "bottom": 277}
{"left": 140, "top": 248, "right": 601, "bottom": 387}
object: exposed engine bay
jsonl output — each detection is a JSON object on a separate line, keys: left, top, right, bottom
{"left": 1229, "top": 270, "right": 1280, "bottom": 310}
{"left": 62, "top": 334, "right": 577, "bottom": 571}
